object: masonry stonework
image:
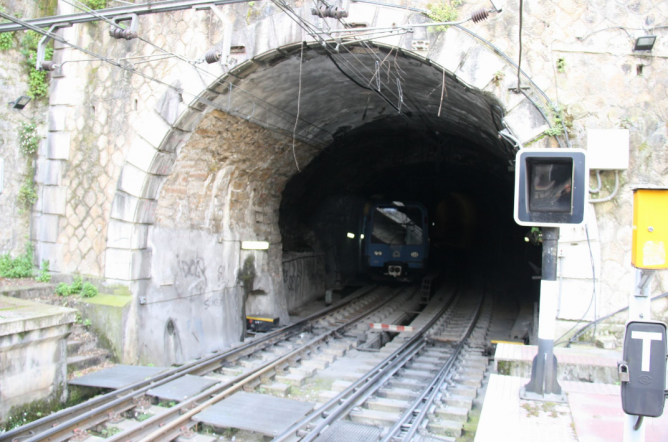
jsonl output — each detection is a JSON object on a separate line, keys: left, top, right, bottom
{"left": 0, "top": 0, "right": 665, "bottom": 363}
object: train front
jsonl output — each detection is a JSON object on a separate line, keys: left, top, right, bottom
{"left": 362, "top": 201, "right": 429, "bottom": 281}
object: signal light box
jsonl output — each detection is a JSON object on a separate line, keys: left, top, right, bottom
{"left": 514, "top": 148, "right": 588, "bottom": 227}
{"left": 632, "top": 187, "right": 668, "bottom": 269}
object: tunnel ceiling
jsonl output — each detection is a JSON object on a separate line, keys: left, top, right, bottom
{"left": 218, "top": 43, "right": 519, "bottom": 247}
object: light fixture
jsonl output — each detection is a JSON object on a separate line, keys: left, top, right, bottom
{"left": 346, "top": 232, "right": 355, "bottom": 239}
{"left": 241, "top": 241, "right": 270, "bottom": 250}
{"left": 8, "top": 95, "right": 31, "bottom": 110}
{"left": 634, "top": 36, "right": 656, "bottom": 52}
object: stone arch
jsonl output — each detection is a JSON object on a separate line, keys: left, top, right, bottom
{"left": 103, "top": 6, "right": 572, "bottom": 361}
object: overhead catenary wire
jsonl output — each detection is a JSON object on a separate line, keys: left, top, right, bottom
{"left": 7, "top": 2, "right": 334, "bottom": 146}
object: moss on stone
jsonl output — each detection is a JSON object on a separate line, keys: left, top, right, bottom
{"left": 81, "top": 294, "right": 131, "bottom": 308}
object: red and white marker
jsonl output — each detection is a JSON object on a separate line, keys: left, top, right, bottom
{"left": 369, "top": 323, "right": 415, "bottom": 332}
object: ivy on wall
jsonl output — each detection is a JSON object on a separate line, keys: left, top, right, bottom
{"left": 17, "top": 122, "right": 40, "bottom": 212}
{"left": 426, "top": 1, "right": 463, "bottom": 32}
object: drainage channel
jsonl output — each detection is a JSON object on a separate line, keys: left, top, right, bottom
{"left": 3, "top": 284, "right": 392, "bottom": 442}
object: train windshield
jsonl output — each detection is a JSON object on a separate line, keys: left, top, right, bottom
{"left": 371, "top": 205, "right": 423, "bottom": 245}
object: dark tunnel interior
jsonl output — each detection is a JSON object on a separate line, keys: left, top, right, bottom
{"left": 278, "top": 118, "right": 542, "bottom": 305}
{"left": 224, "top": 44, "right": 543, "bottom": 308}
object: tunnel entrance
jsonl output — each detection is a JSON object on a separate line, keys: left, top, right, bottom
{"left": 245, "top": 45, "right": 545, "bottom": 311}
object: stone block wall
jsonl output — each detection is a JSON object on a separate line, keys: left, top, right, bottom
{"left": 3, "top": 0, "right": 664, "bottom": 364}
{"left": 0, "top": 0, "right": 44, "bottom": 258}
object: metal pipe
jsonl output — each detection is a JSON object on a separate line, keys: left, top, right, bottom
{"left": 590, "top": 170, "right": 620, "bottom": 203}
{"left": 589, "top": 169, "right": 602, "bottom": 193}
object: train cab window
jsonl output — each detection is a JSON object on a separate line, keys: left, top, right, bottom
{"left": 371, "top": 205, "right": 423, "bottom": 245}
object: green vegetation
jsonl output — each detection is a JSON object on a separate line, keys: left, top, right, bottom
{"left": 426, "top": 0, "right": 463, "bottom": 32}
{"left": 97, "top": 426, "right": 121, "bottom": 438}
{"left": 35, "top": 260, "right": 51, "bottom": 282}
{"left": 17, "top": 162, "right": 38, "bottom": 212}
{"left": 83, "top": 0, "right": 107, "bottom": 10}
{"left": 158, "top": 400, "right": 177, "bottom": 408}
{"left": 0, "top": 7, "right": 15, "bottom": 51}
{"left": 56, "top": 276, "right": 99, "bottom": 298}
{"left": 0, "top": 31, "right": 13, "bottom": 51}
{"left": 0, "top": 385, "right": 99, "bottom": 433}
{"left": 0, "top": 243, "right": 34, "bottom": 279}
{"left": 19, "top": 30, "right": 54, "bottom": 99}
{"left": 16, "top": 122, "right": 40, "bottom": 212}
{"left": 19, "top": 122, "right": 40, "bottom": 156}
{"left": 135, "top": 412, "right": 153, "bottom": 422}
{"left": 542, "top": 106, "right": 573, "bottom": 138}
{"left": 492, "top": 70, "right": 505, "bottom": 86}
{"left": 556, "top": 57, "right": 566, "bottom": 73}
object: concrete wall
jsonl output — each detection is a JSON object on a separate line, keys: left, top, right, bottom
{"left": 0, "top": 296, "right": 76, "bottom": 423}
{"left": 282, "top": 253, "right": 326, "bottom": 313}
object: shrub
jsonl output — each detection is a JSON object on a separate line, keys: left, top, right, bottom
{"left": 0, "top": 31, "right": 13, "bottom": 51}
{"left": 35, "top": 260, "right": 51, "bottom": 282}
{"left": 0, "top": 243, "right": 34, "bottom": 278}
{"left": 56, "top": 276, "right": 98, "bottom": 298}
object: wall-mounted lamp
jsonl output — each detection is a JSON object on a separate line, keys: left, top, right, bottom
{"left": 8, "top": 95, "right": 31, "bottom": 110}
{"left": 241, "top": 241, "right": 270, "bottom": 250}
{"left": 634, "top": 36, "right": 656, "bottom": 51}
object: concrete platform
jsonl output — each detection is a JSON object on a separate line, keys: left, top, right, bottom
{"left": 495, "top": 343, "right": 620, "bottom": 384}
{"left": 475, "top": 375, "right": 668, "bottom": 442}
{"left": 0, "top": 295, "right": 76, "bottom": 421}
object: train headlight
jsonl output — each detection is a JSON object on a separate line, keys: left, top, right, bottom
{"left": 411, "top": 252, "right": 419, "bottom": 258}
{"left": 374, "top": 251, "right": 383, "bottom": 256}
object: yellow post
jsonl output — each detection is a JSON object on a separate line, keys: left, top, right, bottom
{"left": 632, "top": 187, "right": 668, "bottom": 270}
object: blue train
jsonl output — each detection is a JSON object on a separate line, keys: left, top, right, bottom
{"left": 361, "top": 201, "right": 429, "bottom": 281}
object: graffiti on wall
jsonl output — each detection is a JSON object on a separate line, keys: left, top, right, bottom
{"left": 176, "top": 254, "right": 208, "bottom": 296}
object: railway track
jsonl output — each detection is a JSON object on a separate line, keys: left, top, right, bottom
{"left": 6, "top": 276, "right": 494, "bottom": 442}
{"left": 272, "top": 282, "right": 492, "bottom": 442}
{"left": 2, "top": 284, "right": 404, "bottom": 442}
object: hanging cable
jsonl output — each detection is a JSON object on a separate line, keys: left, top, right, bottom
{"left": 292, "top": 41, "right": 304, "bottom": 172}
{"left": 516, "top": 0, "right": 523, "bottom": 91}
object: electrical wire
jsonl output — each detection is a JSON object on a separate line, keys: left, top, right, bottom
{"left": 562, "top": 292, "right": 668, "bottom": 348}
{"left": 516, "top": 0, "right": 523, "bottom": 91}
{"left": 292, "top": 41, "right": 304, "bottom": 172}
{"left": 554, "top": 223, "right": 598, "bottom": 347}
{"left": 33, "top": 2, "right": 334, "bottom": 145}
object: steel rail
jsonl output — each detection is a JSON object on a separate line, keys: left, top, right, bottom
{"left": 108, "top": 286, "right": 413, "bottom": 442}
{"left": 383, "top": 293, "right": 486, "bottom": 442}
{"left": 2, "top": 285, "right": 379, "bottom": 442}
{"left": 271, "top": 284, "right": 459, "bottom": 442}
{"left": 0, "top": 0, "right": 251, "bottom": 33}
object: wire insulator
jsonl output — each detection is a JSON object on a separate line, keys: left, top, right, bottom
{"left": 204, "top": 49, "right": 222, "bottom": 64}
{"left": 109, "top": 27, "right": 138, "bottom": 40}
{"left": 471, "top": 8, "right": 490, "bottom": 23}
{"left": 40, "top": 60, "right": 57, "bottom": 71}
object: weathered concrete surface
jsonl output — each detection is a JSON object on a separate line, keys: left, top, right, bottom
{"left": 282, "top": 253, "right": 326, "bottom": 313}
{"left": 494, "top": 343, "right": 620, "bottom": 384}
{"left": 0, "top": 295, "right": 76, "bottom": 422}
